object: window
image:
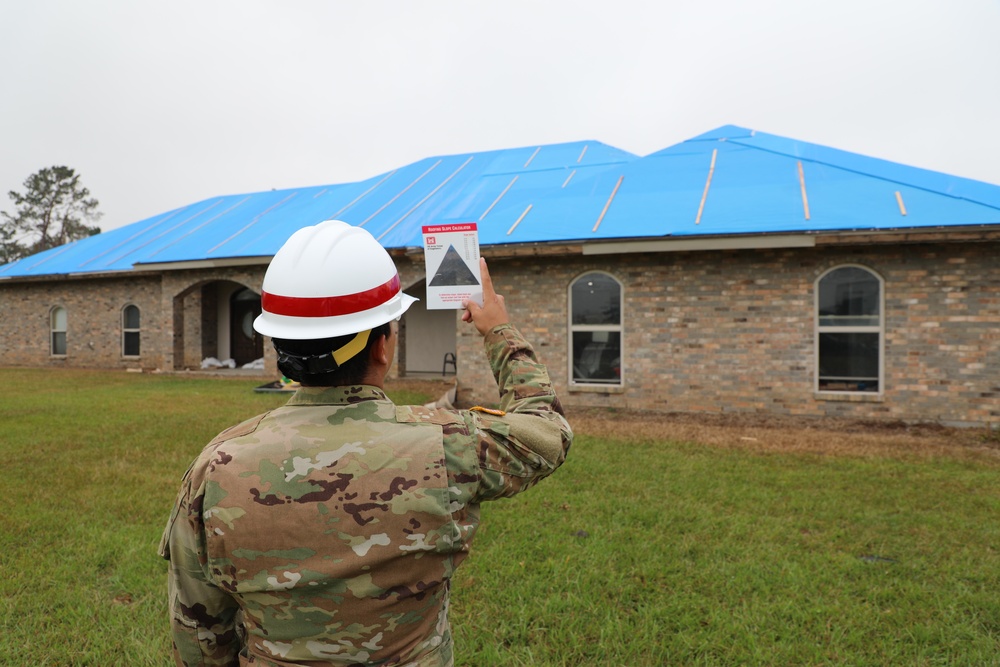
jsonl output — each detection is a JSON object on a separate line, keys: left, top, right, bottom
{"left": 51, "top": 306, "right": 67, "bottom": 356}
{"left": 122, "top": 305, "right": 140, "bottom": 356}
{"left": 570, "top": 272, "right": 622, "bottom": 385}
{"left": 816, "top": 266, "right": 882, "bottom": 392}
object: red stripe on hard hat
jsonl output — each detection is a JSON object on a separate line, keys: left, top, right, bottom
{"left": 262, "top": 275, "right": 401, "bottom": 318}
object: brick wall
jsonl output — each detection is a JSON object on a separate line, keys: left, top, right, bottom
{"left": 0, "top": 273, "right": 163, "bottom": 369}
{"left": 0, "top": 261, "right": 430, "bottom": 379}
{"left": 3, "top": 242, "right": 996, "bottom": 425}
{"left": 456, "top": 242, "right": 1000, "bottom": 426}
{"left": 0, "top": 268, "right": 273, "bottom": 373}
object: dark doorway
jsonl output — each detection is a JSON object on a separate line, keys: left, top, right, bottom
{"left": 230, "top": 288, "right": 263, "bottom": 367}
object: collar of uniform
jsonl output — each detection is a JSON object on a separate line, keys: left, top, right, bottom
{"left": 285, "top": 385, "right": 390, "bottom": 406}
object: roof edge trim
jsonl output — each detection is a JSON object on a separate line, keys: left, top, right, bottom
{"left": 132, "top": 256, "right": 272, "bottom": 271}
{"left": 582, "top": 234, "right": 816, "bottom": 255}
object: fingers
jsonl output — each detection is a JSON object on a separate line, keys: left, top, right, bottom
{"left": 462, "top": 258, "right": 509, "bottom": 335}
{"left": 479, "top": 257, "right": 495, "bottom": 301}
{"left": 461, "top": 290, "right": 481, "bottom": 323}
{"left": 461, "top": 302, "right": 475, "bottom": 322}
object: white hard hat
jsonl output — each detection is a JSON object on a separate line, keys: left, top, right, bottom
{"left": 254, "top": 220, "right": 417, "bottom": 340}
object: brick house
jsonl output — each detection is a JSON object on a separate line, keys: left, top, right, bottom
{"left": 2, "top": 126, "right": 998, "bottom": 426}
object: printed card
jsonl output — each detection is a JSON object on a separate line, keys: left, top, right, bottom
{"left": 422, "top": 223, "right": 482, "bottom": 309}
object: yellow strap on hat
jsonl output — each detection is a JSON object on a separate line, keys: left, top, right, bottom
{"left": 331, "top": 329, "right": 372, "bottom": 367}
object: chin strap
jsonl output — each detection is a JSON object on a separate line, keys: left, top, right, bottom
{"left": 277, "top": 329, "right": 373, "bottom": 376}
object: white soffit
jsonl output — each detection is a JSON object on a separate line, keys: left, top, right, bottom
{"left": 582, "top": 234, "right": 816, "bottom": 255}
{"left": 130, "top": 257, "right": 272, "bottom": 272}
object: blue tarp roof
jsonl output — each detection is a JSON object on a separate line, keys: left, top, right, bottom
{"left": 3, "top": 125, "right": 999, "bottom": 279}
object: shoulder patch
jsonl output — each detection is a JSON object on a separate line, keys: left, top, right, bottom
{"left": 469, "top": 406, "right": 507, "bottom": 417}
{"left": 208, "top": 412, "right": 268, "bottom": 446}
{"left": 396, "top": 405, "right": 465, "bottom": 427}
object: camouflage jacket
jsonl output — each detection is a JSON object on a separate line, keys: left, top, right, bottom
{"left": 160, "top": 324, "right": 572, "bottom": 667}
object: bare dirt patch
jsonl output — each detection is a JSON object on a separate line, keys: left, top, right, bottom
{"left": 569, "top": 408, "right": 1000, "bottom": 462}
{"left": 397, "top": 378, "right": 1000, "bottom": 462}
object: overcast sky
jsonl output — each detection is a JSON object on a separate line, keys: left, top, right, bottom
{"left": 3, "top": 0, "right": 999, "bottom": 232}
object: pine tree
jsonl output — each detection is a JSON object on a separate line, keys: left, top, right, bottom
{"left": 1, "top": 166, "right": 102, "bottom": 263}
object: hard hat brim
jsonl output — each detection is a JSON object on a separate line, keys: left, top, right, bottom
{"left": 254, "top": 292, "right": 417, "bottom": 340}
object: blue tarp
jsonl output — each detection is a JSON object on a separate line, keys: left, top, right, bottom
{"left": 3, "top": 126, "right": 999, "bottom": 279}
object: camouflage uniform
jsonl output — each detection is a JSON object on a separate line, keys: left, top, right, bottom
{"left": 160, "top": 324, "right": 572, "bottom": 666}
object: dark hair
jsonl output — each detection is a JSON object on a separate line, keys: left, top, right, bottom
{"left": 272, "top": 322, "right": 391, "bottom": 387}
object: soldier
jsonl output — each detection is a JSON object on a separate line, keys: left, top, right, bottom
{"left": 159, "top": 220, "right": 572, "bottom": 667}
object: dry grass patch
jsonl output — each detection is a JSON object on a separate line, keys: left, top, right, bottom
{"left": 399, "top": 377, "right": 999, "bottom": 462}
{"left": 569, "top": 407, "right": 1000, "bottom": 462}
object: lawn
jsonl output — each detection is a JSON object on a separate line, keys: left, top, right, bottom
{"left": 1, "top": 368, "right": 997, "bottom": 665}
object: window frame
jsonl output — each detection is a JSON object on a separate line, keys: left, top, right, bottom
{"left": 814, "top": 264, "right": 884, "bottom": 395}
{"left": 568, "top": 270, "right": 624, "bottom": 388}
{"left": 122, "top": 304, "right": 141, "bottom": 358}
{"left": 50, "top": 306, "right": 67, "bottom": 357}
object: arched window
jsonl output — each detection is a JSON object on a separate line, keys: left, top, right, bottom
{"left": 122, "top": 305, "right": 141, "bottom": 357}
{"left": 816, "top": 265, "right": 883, "bottom": 393}
{"left": 50, "top": 306, "right": 67, "bottom": 356}
{"left": 569, "top": 272, "right": 623, "bottom": 385}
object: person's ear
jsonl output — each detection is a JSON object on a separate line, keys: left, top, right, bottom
{"left": 370, "top": 330, "right": 389, "bottom": 366}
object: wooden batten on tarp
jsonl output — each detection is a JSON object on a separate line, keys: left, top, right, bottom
{"left": 895, "top": 191, "right": 908, "bottom": 216}
{"left": 695, "top": 149, "right": 718, "bottom": 225}
{"left": 798, "top": 161, "right": 811, "bottom": 221}
{"left": 480, "top": 175, "right": 519, "bottom": 221}
{"left": 592, "top": 175, "right": 624, "bottom": 233}
{"left": 506, "top": 204, "right": 533, "bottom": 236}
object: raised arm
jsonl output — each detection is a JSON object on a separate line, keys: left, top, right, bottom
{"left": 461, "top": 258, "right": 573, "bottom": 500}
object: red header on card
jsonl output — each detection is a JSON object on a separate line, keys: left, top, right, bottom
{"left": 422, "top": 223, "right": 477, "bottom": 234}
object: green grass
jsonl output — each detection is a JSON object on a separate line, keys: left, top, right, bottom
{"left": 456, "top": 440, "right": 1000, "bottom": 665}
{"left": 1, "top": 369, "right": 998, "bottom": 666}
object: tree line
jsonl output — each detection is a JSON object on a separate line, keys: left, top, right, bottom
{"left": 1, "top": 166, "right": 102, "bottom": 264}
